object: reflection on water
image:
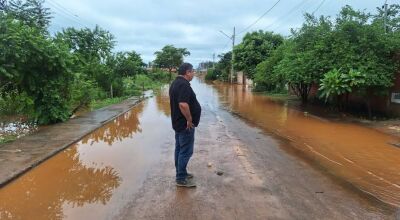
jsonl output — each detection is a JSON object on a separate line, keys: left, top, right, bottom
{"left": 0, "top": 96, "right": 173, "bottom": 219}
{"left": 0, "top": 145, "right": 121, "bottom": 219}
{"left": 155, "top": 85, "right": 171, "bottom": 117}
{"left": 212, "top": 82, "right": 400, "bottom": 207}
{"left": 82, "top": 110, "right": 142, "bottom": 146}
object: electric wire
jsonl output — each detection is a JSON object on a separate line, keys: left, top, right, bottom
{"left": 264, "top": 0, "right": 308, "bottom": 31}
{"left": 237, "top": 0, "right": 282, "bottom": 35}
{"left": 272, "top": 0, "right": 317, "bottom": 33}
{"left": 46, "top": 0, "right": 94, "bottom": 28}
{"left": 312, "top": 0, "right": 327, "bottom": 15}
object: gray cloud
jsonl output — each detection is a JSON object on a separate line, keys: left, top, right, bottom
{"left": 46, "top": 0, "right": 387, "bottom": 66}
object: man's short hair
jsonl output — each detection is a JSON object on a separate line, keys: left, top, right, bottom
{"left": 178, "top": 63, "right": 193, "bottom": 75}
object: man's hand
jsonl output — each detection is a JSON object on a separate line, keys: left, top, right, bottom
{"left": 179, "top": 102, "right": 194, "bottom": 130}
{"left": 186, "top": 120, "right": 194, "bottom": 130}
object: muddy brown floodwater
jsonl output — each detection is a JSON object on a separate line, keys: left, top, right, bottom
{"left": 0, "top": 91, "right": 174, "bottom": 220}
{"left": 211, "top": 82, "right": 400, "bottom": 207}
{"left": 0, "top": 78, "right": 400, "bottom": 219}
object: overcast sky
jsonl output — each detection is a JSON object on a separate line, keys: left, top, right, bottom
{"left": 45, "top": 0, "right": 392, "bottom": 66}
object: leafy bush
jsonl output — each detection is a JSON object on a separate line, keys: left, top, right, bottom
{"left": 0, "top": 89, "right": 34, "bottom": 116}
{"left": 205, "top": 68, "right": 219, "bottom": 81}
{"left": 1, "top": 16, "right": 74, "bottom": 124}
{"left": 122, "top": 77, "right": 143, "bottom": 96}
{"left": 135, "top": 74, "right": 161, "bottom": 90}
{"left": 319, "top": 69, "right": 366, "bottom": 101}
{"left": 254, "top": 44, "right": 285, "bottom": 92}
{"left": 70, "top": 74, "right": 105, "bottom": 111}
{"left": 148, "top": 70, "right": 170, "bottom": 82}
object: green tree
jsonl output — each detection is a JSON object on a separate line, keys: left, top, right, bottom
{"left": 271, "top": 5, "right": 400, "bottom": 111}
{"left": 0, "top": 16, "right": 74, "bottom": 124}
{"left": 55, "top": 26, "right": 115, "bottom": 63}
{"left": 113, "top": 51, "right": 145, "bottom": 77}
{"left": 214, "top": 52, "right": 231, "bottom": 82}
{"left": 330, "top": 6, "right": 399, "bottom": 116}
{"left": 0, "top": 0, "right": 153, "bottom": 125}
{"left": 254, "top": 43, "right": 286, "bottom": 92}
{"left": 274, "top": 14, "right": 333, "bottom": 103}
{"left": 153, "top": 45, "right": 190, "bottom": 80}
{"left": 3, "top": 0, "right": 51, "bottom": 32}
{"left": 233, "top": 30, "right": 283, "bottom": 79}
{"left": 55, "top": 26, "right": 116, "bottom": 100}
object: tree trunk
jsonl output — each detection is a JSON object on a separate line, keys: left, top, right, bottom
{"left": 366, "top": 89, "right": 373, "bottom": 118}
{"left": 301, "top": 93, "right": 308, "bottom": 104}
{"left": 336, "top": 95, "right": 341, "bottom": 111}
{"left": 110, "top": 84, "right": 113, "bottom": 99}
{"left": 300, "top": 83, "right": 309, "bottom": 105}
{"left": 290, "top": 83, "right": 310, "bottom": 104}
{"left": 366, "top": 99, "right": 372, "bottom": 118}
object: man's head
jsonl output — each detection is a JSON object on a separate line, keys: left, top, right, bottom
{"left": 178, "top": 63, "right": 194, "bottom": 81}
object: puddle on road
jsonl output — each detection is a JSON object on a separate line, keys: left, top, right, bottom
{"left": 0, "top": 91, "right": 173, "bottom": 220}
{"left": 211, "top": 82, "right": 400, "bottom": 207}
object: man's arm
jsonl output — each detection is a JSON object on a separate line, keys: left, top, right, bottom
{"left": 179, "top": 102, "right": 194, "bottom": 129}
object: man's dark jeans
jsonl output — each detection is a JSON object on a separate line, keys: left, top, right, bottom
{"left": 175, "top": 128, "right": 195, "bottom": 181}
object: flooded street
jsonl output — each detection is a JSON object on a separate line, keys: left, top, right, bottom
{"left": 0, "top": 92, "right": 174, "bottom": 219}
{"left": 211, "top": 82, "right": 400, "bottom": 207}
{"left": 0, "top": 78, "right": 399, "bottom": 219}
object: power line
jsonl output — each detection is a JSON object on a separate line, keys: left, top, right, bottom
{"left": 218, "top": 27, "right": 236, "bottom": 83}
{"left": 272, "top": 0, "right": 316, "bottom": 33}
{"left": 312, "top": 0, "right": 327, "bottom": 15}
{"left": 46, "top": 1, "right": 86, "bottom": 26}
{"left": 47, "top": 0, "right": 79, "bottom": 18}
{"left": 46, "top": 0, "right": 94, "bottom": 28}
{"left": 222, "top": 39, "right": 231, "bottom": 51}
{"left": 52, "top": 11, "right": 86, "bottom": 27}
{"left": 238, "top": 0, "right": 282, "bottom": 35}
{"left": 264, "top": 0, "right": 309, "bottom": 31}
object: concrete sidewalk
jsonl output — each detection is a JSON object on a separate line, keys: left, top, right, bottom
{"left": 0, "top": 96, "right": 142, "bottom": 187}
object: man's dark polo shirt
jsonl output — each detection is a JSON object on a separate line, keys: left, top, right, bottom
{"left": 169, "top": 76, "right": 202, "bottom": 132}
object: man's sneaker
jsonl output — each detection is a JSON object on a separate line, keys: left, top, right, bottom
{"left": 187, "top": 173, "right": 194, "bottom": 179}
{"left": 176, "top": 178, "right": 196, "bottom": 187}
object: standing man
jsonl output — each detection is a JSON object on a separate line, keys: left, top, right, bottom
{"left": 169, "top": 63, "right": 201, "bottom": 187}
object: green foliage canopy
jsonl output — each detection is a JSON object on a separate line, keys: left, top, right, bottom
{"left": 233, "top": 30, "right": 283, "bottom": 79}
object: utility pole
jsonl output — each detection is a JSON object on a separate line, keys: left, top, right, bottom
{"left": 231, "top": 27, "right": 235, "bottom": 84}
{"left": 383, "top": 0, "right": 388, "bottom": 33}
{"left": 219, "top": 27, "right": 236, "bottom": 84}
{"left": 212, "top": 53, "right": 215, "bottom": 69}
